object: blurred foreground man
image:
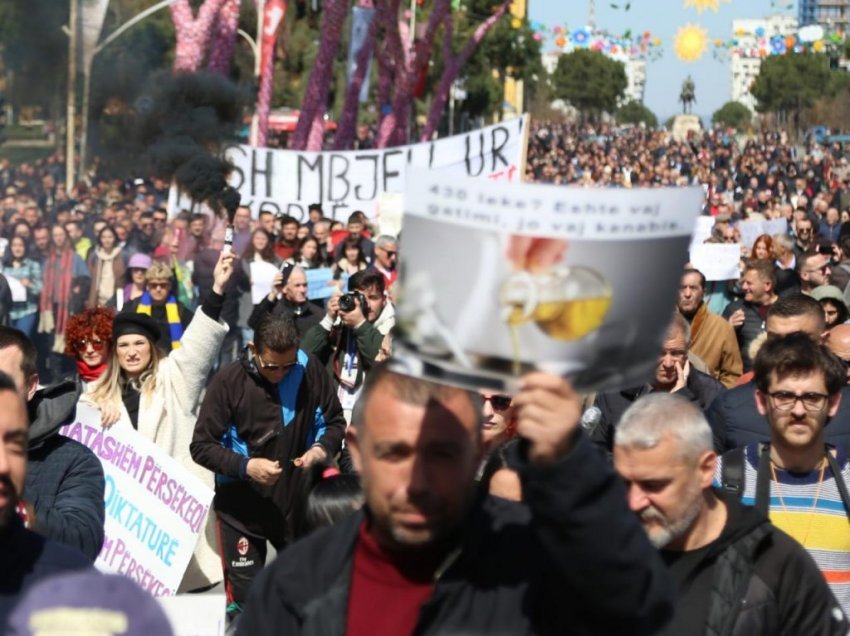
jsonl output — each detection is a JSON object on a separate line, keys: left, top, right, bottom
{"left": 239, "top": 366, "right": 673, "bottom": 635}
{"left": 0, "top": 371, "right": 90, "bottom": 626}
{"left": 614, "top": 393, "right": 847, "bottom": 635}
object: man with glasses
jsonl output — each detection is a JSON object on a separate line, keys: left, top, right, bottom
{"left": 793, "top": 216, "right": 816, "bottom": 259}
{"left": 717, "top": 332, "right": 850, "bottom": 617}
{"left": 370, "top": 235, "right": 399, "bottom": 291}
{"left": 799, "top": 251, "right": 832, "bottom": 295}
{"left": 121, "top": 261, "right": 193, "bottom": 351}
{"left": 191, "top": 313, "right": 345, "bottom": 623}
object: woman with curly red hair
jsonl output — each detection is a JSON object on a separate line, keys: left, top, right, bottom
{"left": 64, "top": 307, "right": 115, "bottom": 384}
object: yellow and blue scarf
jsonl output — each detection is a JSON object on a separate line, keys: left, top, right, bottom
{"left": 137, "top": 291, "right": 183, "bottom": 350}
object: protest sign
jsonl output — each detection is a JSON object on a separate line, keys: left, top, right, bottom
{"left": 159, "top": 595, "right": 225, "bottom": 636}
{"left": 738, "top": 221, "right": 764, "bottom": 249}
{"left": 250, "top": 260, "right": 281, "bottom": 304}
{"left": 376, "top": 191, "right": 404, "bottom": 237}
{"left": 690, "top": 215, "right": 714, "bottom": 248}
{"left": 306, "top": 267, "right": 346, "bottom": 299}
{"left": 169, "top": 116, "right": 528, "bottom": 222}
{"left": 689, "top": 244, "right": 742, "bottom": 281}
{"left": 61, "top": 404, "right": 214, "bottom": 597}
{"left": 392, "top": 170, "right": 703, "bottom": 393}
{"left": 6, "top": 276, "right": 26, "bottom": 302}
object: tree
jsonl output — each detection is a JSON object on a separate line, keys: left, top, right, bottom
{"left": 550, "top": 50, "right": 626, "bottom": 120}
{"left": 615, "top": 100, "right": 657, "bottom": 127}
{"left": 750, "top": 53, "right": 832, "bottom": 129}
{"left": 711, "top": 101, "right": 751, "bottom": 129}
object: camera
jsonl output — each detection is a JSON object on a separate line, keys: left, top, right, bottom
{"left": 339, "top": 291, "right": 367, "bottom": 313}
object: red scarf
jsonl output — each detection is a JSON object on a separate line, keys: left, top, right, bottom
{"left": 76, "top": 359, "right": 108, "bottom": 383}
{"left": 40, "top": 249, "right": 74, "bottom": 335}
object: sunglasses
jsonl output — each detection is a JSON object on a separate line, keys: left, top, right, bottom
{"left": 147, "top": 281, "right": 170, "bottom": 290}
{"left": 255, "top": 351, "right": 297, "bottom": 373}
{"left": 482, "top": 394, "right": 512, "bottom": 410}
{"left": 153, "top": 216, "right": 167, "bottom": 223}
{"left": 74, "top": 338, "right": 105, "bottom": 352}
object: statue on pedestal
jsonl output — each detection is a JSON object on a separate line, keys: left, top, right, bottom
{"left": 679, "top": 76, "right": 696, "bottom": 115}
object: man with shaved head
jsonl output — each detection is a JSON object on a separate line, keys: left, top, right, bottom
{"left": 827, "top": 324, "right": 850, "bottom": 383}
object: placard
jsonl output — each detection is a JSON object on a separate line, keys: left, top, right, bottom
{"left": 250, "top": 260, "right": 281, "bottom": 304}
{"left": 689, "top": 244, "right": 742, "bottom": 281}
{"left": 60, "top": 404, "right": 214, "bottom": 597}
{"left": 306, "top": 267, "right": 347, "bottom": 300}
{"left": 392, "top": 170, "right": 703, "bottom": 393}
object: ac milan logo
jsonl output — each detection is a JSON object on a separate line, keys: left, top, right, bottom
{"left": 237, "top": 537, "right": 249, "bottom": 556}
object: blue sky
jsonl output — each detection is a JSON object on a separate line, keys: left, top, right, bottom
{"left": 527, "top": 0, "right": 797, "bottom": 121}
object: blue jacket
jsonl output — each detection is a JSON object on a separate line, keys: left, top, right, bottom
{"left": 25, "top": 378, "right": 105, "bottom": 561}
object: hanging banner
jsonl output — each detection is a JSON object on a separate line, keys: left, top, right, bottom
{"left": 61, "top": 404, "right": 214, "bottom": 597}
{"left": 390, "top": 169, "right": 703, "bottom": 394}
{"left": 347, "top": 6, "right": 376, "bottom": 103}
{"left": 174, "top": 116, "right": 529, "bottom": 221}
{"left": 256, "top": 0, "right": 288, "bottom": 147}
{"left": 80, "top": 0, "right": 111, "bottom": 72}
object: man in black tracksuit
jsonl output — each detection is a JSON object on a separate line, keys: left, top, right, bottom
{"left": 190, "top": 314, "right": 345, "bottom": 619}
{"left": 237, "top": 368, "right": 674, "bottom": 635}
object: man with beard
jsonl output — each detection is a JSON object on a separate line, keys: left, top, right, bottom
{"left": 0, "top": 371, "right": 91, "bottom": 625}
{"left": 798, "top": 250, "right": 833, "bottom": 295}
{"left": 238, "top": 367, "right": 674, "bottom": 635}
{"left": 718, "top": 332, "right": 850, "bottom": 618}
{"left": 678, "top": 268, "right": 742, "bottom": 388}
{"left": 614, "top": 393, "right": 847, "bottom": 635}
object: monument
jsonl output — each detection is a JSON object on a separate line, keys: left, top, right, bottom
{"left": 671, "top": 76, "right": 701, "bottom": 142}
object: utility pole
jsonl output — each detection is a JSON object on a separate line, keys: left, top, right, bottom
{"left": 66, "top": 0, "right": 79, "bottom": 192}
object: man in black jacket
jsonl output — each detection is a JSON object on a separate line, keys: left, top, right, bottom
{"left": 237, "top": 366, "right": 674, "bottom": 635}
{"left": 591, "top": 313, "right": 724, "bottom": 452}
{"left": 723, "top": 260, "right": 778, "bottom": 371}
{"left": 0, "top": 327, "right": 104, "bottom": 561}
{"left": 707, "top": 293, "right": 850, "bottom": 452}
{"left": 248, "top": 265, "right": 323, "bottom": 338}
{"left": 0, "top": 370, "right": 91, "bottom": 626}
{"left": 190, "top": 313, "right": 346, "bottom": 622}
{"left": 614, "top": 392, "right": 847, "bottom": 635}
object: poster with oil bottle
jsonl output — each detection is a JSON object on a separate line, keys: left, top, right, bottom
{"left": 391, "top": 169, "right": 704, "bottom": 393}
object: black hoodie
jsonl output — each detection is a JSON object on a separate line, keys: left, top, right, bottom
{"left": 24, "top": 378, "right": 105, "bottom": 561}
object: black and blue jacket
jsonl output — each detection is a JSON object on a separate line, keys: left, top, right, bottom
{"left": 190, "top": 349, "right": 346, "bottom": 539}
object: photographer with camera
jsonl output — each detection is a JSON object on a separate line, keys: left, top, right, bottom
{"left": 302, "top": 270, "right": 394, "bottom": 422}
{"left": 248, "top": 264, "right": 324, "bottom": 338}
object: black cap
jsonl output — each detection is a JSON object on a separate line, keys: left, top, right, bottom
{"left": 113, "top": 313, "right": 160, "bottom": 344}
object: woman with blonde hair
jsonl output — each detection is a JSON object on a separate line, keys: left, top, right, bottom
{"left": 84, "top": 251, "right": 235, "bottom": 592}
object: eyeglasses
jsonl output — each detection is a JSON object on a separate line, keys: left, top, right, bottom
{"left": 147, "top": 281, "right": 169, "bottom": 290}
{"left": 74, "top": 338, "right": 105, "bottom": 352}
{"left": 380, "top": 248, "right": 398, "bottom": 256}
{"left": 153, "top": 216, "right": 167, "bottom": 224}
{"left": 255, "top": 351, "right": 297, "bottom": 373}
{"left": 767, "top": 391, "right": 829, "bottom": 412}
{"left": 482, "top": 394, "right": 512, "bottom": 410}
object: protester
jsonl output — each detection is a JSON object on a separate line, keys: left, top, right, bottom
{"left": 717, "top": 332, "right": 850, "bottom": 615}
{"left": 723, "top": 260, "right": 778, "bottom": 371}
{"left": 64, "top": 307, "right": 115, "bottom": 385}
{"left": 614, "top": 393, "right": 848, "bottom": 635}
{"left": 237, "top": 366, "right": 674, "bottom": 635}
{"left": 369, "top": 235, "right": 399, "bottom": 291}
{"left": 83, "top": 251, "right": 235, "bottom": 592}
{"left": 290, "top": 462, "right": 363, "bottom": 540}
{"left": 121, "top": 261, "right": 193, "bottom": 351}
{"left": 826, "top": 324, "right": 850, "bottom": 383}
{"left": 2, "top": 235, "right": 42, "bottom": 336}
{"left": 798, "top": 250, "right": 832, "bottom": 295}
{"left": 249, "top": 265, "right": 323, "bottom": 337}
{"left": 333, "top": 238, "right": 369, "bottom": 278}
{"left": 677, "top": 268, "right": 743, "bottom": 387}
{"left": 191, "top": 313, "right": 346, "bottom": 620}
{"left": 0, "top": 327, "right": 105, "bottom": 561}
{"left": 812, "top": 285, "right": 850, "bottom": 327}
{"left": 86, "top": 225, "right": 126, "bottom": 309}
{"left": 0, "top": 371, "right": 92, "bottom": 627}
{"left": 119, "top": 252, "right": 151, "bottom": 309}
{"left": 332, "top": 212, "right": 374, "bottom": 263}
{"left": 286, "top": 236, "right": 321, "bottom": 270}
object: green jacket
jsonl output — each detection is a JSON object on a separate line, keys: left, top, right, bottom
{"left": 301, "top": 320, "right": 383, "bottom": 389}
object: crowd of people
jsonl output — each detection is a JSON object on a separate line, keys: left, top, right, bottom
{"left": 3, "top": 121, "right": 850, "bottom": 634}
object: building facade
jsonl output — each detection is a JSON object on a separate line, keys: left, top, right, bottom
{"left": 799, "top": 0, "right": 850, "bottom": 30}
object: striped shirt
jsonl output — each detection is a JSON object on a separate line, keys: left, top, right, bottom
{"left": 716, "top": 445, "right": 850, "bottom": 615}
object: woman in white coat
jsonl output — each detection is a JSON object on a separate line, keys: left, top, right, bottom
{"left": 84, "top": 251, "right": 235, "bottom": 592}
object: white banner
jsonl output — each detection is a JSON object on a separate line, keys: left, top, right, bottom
{"left": 170, "top": 117, "right": 528, "bottom": 222}
{"left": 61, "top": 404, "right": 214, "bottom": 597}
{"left": 689, "top": 244, "right": 742, "bottom": 281}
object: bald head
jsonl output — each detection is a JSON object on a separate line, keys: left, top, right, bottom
{"left": 827, "top": 325, "right": 850, "bottom": 384}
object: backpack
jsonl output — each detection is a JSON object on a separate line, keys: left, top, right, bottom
{"left": 721, "top": 443, "right": 850, "bottom": 519}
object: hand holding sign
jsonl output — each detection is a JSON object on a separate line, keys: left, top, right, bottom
{"left": 512, "top": 373, "right": 582, "bottom": 463}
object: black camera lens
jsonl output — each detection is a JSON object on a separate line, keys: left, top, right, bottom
{"left": 338, "top": 293, "right": 356, "bottom": 313}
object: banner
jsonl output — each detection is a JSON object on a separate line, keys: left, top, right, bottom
{"left": 80, "top": 0, "right": 111, "bottom": 72}
{"left": 391, "top": 170, "right": 703, "bottom": 393}
{"left": 61, "top": 404, "right": 214, "bottom": 597}
{"left": 256, "top": 0, "right": 287, "bottom": 147}
{"left": 689, "top": 244, "right": 742, "bottom": 281}
{"left": 172, "top": 116, "right": 528, "bottom": 221}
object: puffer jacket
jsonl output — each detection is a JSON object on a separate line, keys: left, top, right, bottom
{"left": 25, "top": 377, "right": 105, "bottom": 561}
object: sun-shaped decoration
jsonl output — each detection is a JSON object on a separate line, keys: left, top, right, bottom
{"left": 674, "top": 23, "right": 709, "bottom": 61}
{"left": 683, "top": 0, "right": 731, "bottom": 13}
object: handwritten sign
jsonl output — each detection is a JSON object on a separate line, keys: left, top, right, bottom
{"left": 170, "top": 117, "right": 528, "bottom": 222}
{"left": 61, "top": 404, "right": 214, "bottom": 597}
{"left": 689, "top": 244, "right": 742, "bottom": 281}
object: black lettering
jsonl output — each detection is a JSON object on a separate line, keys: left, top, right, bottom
{"left": 465, "top": 134, "right": 485, "bottom": 177}
{"left": 353, "top": 155, "right": 379, "bottom": 201}
{"left": 223, "top": 143, "right": 246, "bottom": 190}
{"left": 429, "top": 142, "right": 435, "bottom": 168}
{"left": 328, "top": 154, "right": 351, "bottom": 201}
{"left": 251, "top": 150, "right": 274, "bottom": 198}
{"left": 490, "top": 126, "right": 510, "bottom": 171}
{"left": 297, "top": 154, "right": 324, "bottom": 202}
{"left": 382, "top": 150, "right": 404, "bottom": 193}
{"left": 258, "top": 201, "right": 280, "bottom": 216}
{"left": 286, "top": 203, "right": 305, "bottom": 221}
